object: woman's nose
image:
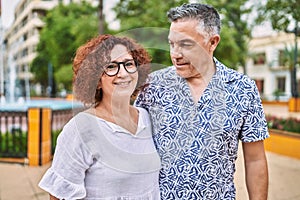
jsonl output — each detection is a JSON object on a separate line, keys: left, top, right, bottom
{"left": 116, "top": 64, "right": 128, "bottom": 77}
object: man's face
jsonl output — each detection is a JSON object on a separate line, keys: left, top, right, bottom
{"left": 168, "top": 19, "right": 213, "bottom": 79}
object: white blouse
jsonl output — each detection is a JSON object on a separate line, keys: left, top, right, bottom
{"left": 39, "top": 107, "right": 161, "bottom": 200}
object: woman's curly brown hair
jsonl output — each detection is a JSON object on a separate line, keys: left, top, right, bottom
{"left": 72, "top": 34, "right": 151, "bottom": 107}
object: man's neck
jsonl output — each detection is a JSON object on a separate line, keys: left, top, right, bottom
{"left": 186, "top": 62, "right": 216, "bottom": 103}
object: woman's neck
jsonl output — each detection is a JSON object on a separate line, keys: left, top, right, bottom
{"left": 93, "top": 97, "right": 139, "bottom": 134}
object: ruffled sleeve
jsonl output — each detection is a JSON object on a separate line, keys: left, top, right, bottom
{"left": 38, "top": 117, "right": 94, "bottom": 199}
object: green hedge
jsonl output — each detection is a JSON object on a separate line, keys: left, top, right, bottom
{"left": 0, "top": 130, "right": 27, "bottom": 157}
{"left": 0, "top": 129, "right": 62, "bottom": 158}
{"left": 266, "top": 115, "right": 300, "bottom": 134}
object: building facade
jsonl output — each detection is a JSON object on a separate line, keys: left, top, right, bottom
{"left": 3, "top": 0, "right": 58, "bottom": 99}
{"left": 1, "top": 0, "right": 95, "bottom": 100}
{"left": 240, "top": 31, "right": 300, "bottom": 101}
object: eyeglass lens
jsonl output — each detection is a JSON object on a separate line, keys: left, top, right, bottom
{"left": 104, "top": 59, "right": 137, "bottom": 76}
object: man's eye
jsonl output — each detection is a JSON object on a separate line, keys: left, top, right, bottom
{"left": 180, "top": 43, "right": 193, "bottom": 47}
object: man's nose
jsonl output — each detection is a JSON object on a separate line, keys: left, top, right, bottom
{"left": 171, "top": 45, "right": 183, "bottom": 57}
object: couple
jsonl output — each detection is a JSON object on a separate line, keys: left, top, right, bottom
{"left": 39, "top": 3, "right": 269, "bottom": 200}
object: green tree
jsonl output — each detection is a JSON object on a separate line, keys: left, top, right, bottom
{"left": 31, "top": 2, "right": 101, "bottom": 95}
{"left": 280, "top": 46, "right": 300, "bottom": 68}
{"left": 31, "top": 39, "right": 49, "bottom": 91}
{"left": 113, "top": 0, "right": 251, "bottom": 70}
{"left": 255, "top": 0, "right": 300, "bottom": 97}
{"left": 205, "top": 0, "right": 252, "bottom": 70}
{"left": 113, "top": 0, "right": 186, "bottom": 69}
{"left": 280, "top": 45, "right": 300, "bottom": 97}
{"left": 256, "top": 0, "right": 300, "bottom": 31}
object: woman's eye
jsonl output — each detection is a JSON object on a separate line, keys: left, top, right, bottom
{"left": 106, "top": 64, "right": 118, "bottom": 70}
{"left": 125, "top": 61, "right": 134, "bottom": 67}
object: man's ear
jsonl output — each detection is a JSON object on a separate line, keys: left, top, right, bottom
{"left": 209, "top": 35, "right": 220, "bottom": 52}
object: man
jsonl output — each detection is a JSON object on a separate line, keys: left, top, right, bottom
{"left": 135, "top": 3, "right": 269, "bottom": 200}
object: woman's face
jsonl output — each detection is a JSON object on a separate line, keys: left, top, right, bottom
{"left": 100, "top": 44, "right": 138, "bottom": 100}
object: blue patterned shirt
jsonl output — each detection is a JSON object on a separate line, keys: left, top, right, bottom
{"left": 135, "top": 58, "right": 269, "bottom": 199}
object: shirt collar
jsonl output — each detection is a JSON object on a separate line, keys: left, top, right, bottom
{"left": 213, "top": 57, "right": 242, "bottom": 83}
{"left": 104, "top": 107, "right": 146, "bottom": 136}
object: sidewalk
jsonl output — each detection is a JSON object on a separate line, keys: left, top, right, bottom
{"left": 1, "top": 150, "right": 300, "bottom": 200}
{"left": 235, "top": 148, "right": 300, "bottom": 200}
{"left": 0, "top": 103, "right": 299, "bottom": 200}
{"left": 0, "top": 162, "right": 50, "bottom": 200}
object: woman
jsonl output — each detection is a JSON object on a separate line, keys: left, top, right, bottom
{"left": 38, "top": 34, "right": 161, "bottom": 199}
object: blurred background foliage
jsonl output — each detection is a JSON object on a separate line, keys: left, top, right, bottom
{"left": 31, "top": 0, "right": 297, "bottom": 96}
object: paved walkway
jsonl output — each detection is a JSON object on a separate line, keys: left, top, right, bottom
{"left": 0, "top": 103, "right": 299, "bottom": 200}
{"left": 0, "top": 162, "right": 50, "bottom": 200}
{"left": 1, "top": 150, "right": 300, "bottom": 200}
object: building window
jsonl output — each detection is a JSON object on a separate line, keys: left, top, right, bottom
{"left": 277, "top": 77, "right": 286, "bottom": 93}
{"left": 21, "top": 16, "right": 28, "bottom": 27}
{"left": 253, "top": 52, "right": 266, "bottom": 65}
{"left": 278, "top": 50, "right": 285, "bottom": 67}
{"left": 33, "top": 9, "right": 47, "bottom": 18}
{"left": 23, "top": 33, "right": 28, "bottom": 41}
{"left": 254, "top": 79, "right": 264, "bottom": 94}
{"left": 22, "top": 48, "right": 28, "bottom": 57}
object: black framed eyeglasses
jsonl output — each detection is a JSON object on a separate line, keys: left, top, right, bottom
{"left": 103, "top": 59, "right": 138, "bottom": 77}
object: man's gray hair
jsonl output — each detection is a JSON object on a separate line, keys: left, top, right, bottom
{"left": 167, "top": 3, "right": 221, "bottom": 41}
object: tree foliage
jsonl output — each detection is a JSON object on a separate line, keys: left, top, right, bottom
{"left": 255, "top": 0, "right": 300, "bottom": 97}
{"left": 31, "top": 2, "right": 100, "bottom": 95}
{"left": 31, "top": 0, "right": 255, "bottom": 96}
{"left": 113, "top": 0, "right": 186, "bottom": 69}
{"left": 281, "top": 46, "right": 300, "bottom": 68}
{"left": 256, "top": 0, "right": 300, "bottom": 31}
{"left": 205, "top": 0, "right": 252, "bottom": 69}
{"left": 31, "top": 39, "right": 49, "bottom": 88}
{"left": 113, "top": 0, "right": 252, "bottom": 70}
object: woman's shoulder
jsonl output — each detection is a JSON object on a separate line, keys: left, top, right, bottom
{"left": 136, "top": 106, "right": 150, "bottom": 119}
{"left": 135, "top": 106, "right": 152, "bottom": 127}
{"left": 135, "top": 106, "right": 148, "bottom": 114}
{"left": 64, "top": 111, "right": 105, "bottom": 136}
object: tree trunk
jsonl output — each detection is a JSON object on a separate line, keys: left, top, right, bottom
{"left": 98, "top": 0, "right": 104, "bottom": 34}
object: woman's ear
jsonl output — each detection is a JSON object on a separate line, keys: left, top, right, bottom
{"left": 97, "top": 80, "right": 102, "bottom": 90}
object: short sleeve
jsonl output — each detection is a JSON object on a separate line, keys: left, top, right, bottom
{"left": 240, "top": 81, "right": 269, "bottom": 142}
{"left": 38, "top": 118, "right": 93, "bottom": 199}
